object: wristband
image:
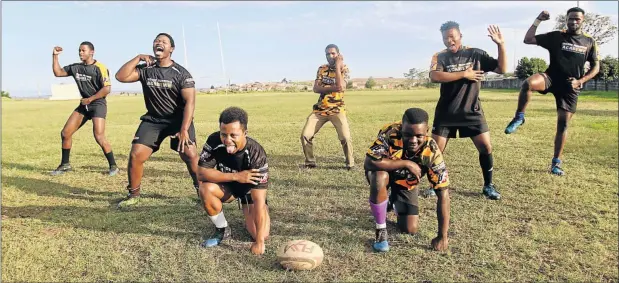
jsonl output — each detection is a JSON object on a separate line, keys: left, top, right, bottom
{"left": 533, "top": 19, "right": 542, "bottom": 27}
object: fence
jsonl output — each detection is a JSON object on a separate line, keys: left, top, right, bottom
{"left": 481, "top": 78, "right": 619, "bottom": 91}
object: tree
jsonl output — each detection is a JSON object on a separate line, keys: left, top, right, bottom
{"left": 346, "top": 80, "right": 353, "bottom": 89}
{"left": 210, "top": 85, "right": 215, "bottom": 89}
{"left": 554, "top": 12, "right": 618, "bottom": 46}
{"left": 1, "top": 90, "right": 10, "bottom": 98}
{"left": 593, "top": 56, "right": 619, "bottom": 90}
{"left": 404, "top": 68, "right": 423, "bottom": 81}
{"left": 365, "top": 77, "right": 376, "bottom": 89}
{"left": 515, "top": 57, "right": 548, "bottom": 80}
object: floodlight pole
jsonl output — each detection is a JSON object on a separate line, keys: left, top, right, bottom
{"left": 217, "top": 21, "right": 228, "bottom": 95}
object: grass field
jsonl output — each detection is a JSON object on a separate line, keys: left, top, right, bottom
{"left": 2, "top": 89, "right": 618, "bottom": 282}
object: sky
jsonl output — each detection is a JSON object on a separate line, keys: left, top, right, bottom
{"left": 1, "top": 1, "right": 618, "bottom": 97}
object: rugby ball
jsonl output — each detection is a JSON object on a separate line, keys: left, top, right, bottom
{"left": 277, "top": 240, "right": 324, "bottom": 271}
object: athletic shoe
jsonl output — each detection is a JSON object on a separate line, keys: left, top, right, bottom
{"left": 550, "top": 164, "right": 565, "bottom": 176}
{"left": 372, "top": 228, "right": 389, "bottom": 252}
{"left": 201, "top": 226, "right": 231, "bottom": 247}
{"left": 108, "top": 165, "right": 120, "bottom": 176}
{"left": 51, "top": 163, "right": 72, "bottom": 176}
{"left": 117, "top": 187, "right": 141, "bottom": 208}
{"left": 304, "top": 162, "right": 317, "bottom": 169}
{"left": 482, "top": 184, "right": 501, "bottom": 200}
{"left": 505, "top": 118, "right": 525, "bottom": 134}
{"left": 421, "top": 187, "right": 437, "bottom": 198}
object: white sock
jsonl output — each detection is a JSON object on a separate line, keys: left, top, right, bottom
{"left": 208, "top": 211, "right": 228, "bottom": 228}
{"left": 376, "top": 223, "right": 387, "bottom": 229}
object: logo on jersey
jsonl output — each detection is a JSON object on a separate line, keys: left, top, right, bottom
{"left": 561, "top": 42, "right": 587, "bottom": 55}
{"left": 258, "top": 164, "right": 269, "bottom": 184}
{"left": 445, "top": 62, "right": 473, "bottom": 73}
{"left": 75, "top": 73, "right": 93, "bottom": 82}
{"left": 217, "top": 163, "right": 237, "bottom": 173}
{"left": 146, "top": 78, "right": 174, "bottom": 89}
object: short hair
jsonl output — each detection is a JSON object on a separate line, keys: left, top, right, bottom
{"left": 567, "top": 7, "right": 585, "bottom": 16}
{"left": 402, "top": 108, "right": 429, "bottom": 125}
{"left": 219, "top": 107, "right": 248, "bottom": 130}
{"left": 440, "top": 21, "right": 460, "bottom": 33}
{"left": 155, "top": 33, "right": 175, "bottom": 48}
{"left": 80, "top": 41, "right": 94, "bottom": 51}
{"left": 325, "top": 44, "right": 339, "bottom": 53}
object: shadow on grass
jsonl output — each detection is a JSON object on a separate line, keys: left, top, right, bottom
{"left": 1, "top": 175, "right": 174, "bottom": 202}
{"left": 528, "top": 108, "right": 618, "bottom": 117}
{"left": 1, "top": 204, "right": 207, "bottom": 240}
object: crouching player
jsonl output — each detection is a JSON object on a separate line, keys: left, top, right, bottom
{"left": 365, "top": 108, "right": 450, "bottom": 252}
{"left": 197, "top": 107, "right": 270, "bottom": 255}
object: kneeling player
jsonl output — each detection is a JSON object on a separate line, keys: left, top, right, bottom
{"left": 365, "top": 108, "right": 450, "bottom": 252}
{"left": 197, "top": 107, "right": 271, "bottom": 255}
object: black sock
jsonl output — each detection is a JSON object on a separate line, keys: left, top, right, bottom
{"left": 479, "top": 153, "right": 494, "bottom": 186}
{"left": 61, "top": 148, "right": 71, "bottom": 164}
{"left": 104, "top": 151, "right": 117, "bottom": 167}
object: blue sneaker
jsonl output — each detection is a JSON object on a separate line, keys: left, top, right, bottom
{"left": 505, "top": 118, "right": 525, "bottom": 134}
{"left": 372, "top": 228, "right": 389, "bottom": 252}
{"left": 550, "top": 164, "right": 565, "bottom": 176}
{"left": 201, "top": 226, "right": 231, "bottom": 248}
{"left": 482, "top": 184, "right": 501, "bottom": 200}
{"left": 422, "top": 187, "right": 436, "bottom": 198}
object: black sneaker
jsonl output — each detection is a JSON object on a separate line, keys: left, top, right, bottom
{"left": 201, "top": 226, "right": 231, "bottom": 247}
{"left": 51, "top": 163, "right": 73, "bottom": 176}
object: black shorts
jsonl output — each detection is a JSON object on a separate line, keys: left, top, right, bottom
{"left": 538, "top": 73, "right": 579, "bottom": 113}
{"left": 220, "top": 183, "right": 268, "bottom": 207}
{"left": 132, "top": 120, "right": 196, "bottom": 153}
{"left": 365, "top": 171, "right": 419, "bottom": 216}
{"left": 74, "top": 104, "right": 107, "bottom": 120}
{"left": 432, "top": 123, "right": 489, "bottom": 138}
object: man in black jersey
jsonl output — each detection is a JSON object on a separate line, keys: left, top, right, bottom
{"left": 429, "top": 22, "right": 507, "bottom": 200}
{"left": 115, "top": 33, "right": 200, "bottom": 208}
{"left": 198, "top": 107, "right": 270, "bottom": 255}
{"left": 504, "top": 8, "right": 599, "bottom": 176}
{"left": 51, "top": 41, "right": 119, "bottom": 176}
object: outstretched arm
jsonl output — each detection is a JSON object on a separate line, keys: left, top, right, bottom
{"left": 52, "top": 47, "right": 69, "bottom": 77}
{"left": 488, "top": 25, "right": 507, "bottom": 74}
{"left": 524, "top": 11, "right": 550, "bottom": 45}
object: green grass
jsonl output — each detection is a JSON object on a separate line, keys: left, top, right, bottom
{"left": 2, "top": 89, "right": 618, "bottom": 282}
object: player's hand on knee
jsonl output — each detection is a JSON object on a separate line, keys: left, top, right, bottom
{"left": 431, "top": 236, "right": 449, "bottom": 251}
{"left": 250, "top": 241, "right": 265, "bottom": 255}
{"left": 236, "top": 169, "right": 264, "bottom": 185}
{"left": 175, "top": 130, "right": 193, "bottom": 153}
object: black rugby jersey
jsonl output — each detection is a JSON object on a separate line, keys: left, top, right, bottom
{"left": 429, "top": 46, "right": 498, "bottom": 126}
{"left": 536, "top": 30, "right": 599, "bottom": 84}
{"left": 137, "top": 61, "right": 195, "bottom": 123}
{"left": 198, "top": 132, "right": 269, "bottom": 189}
{"left": 63, "top": 61, "right": 111, "bottom": 106}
